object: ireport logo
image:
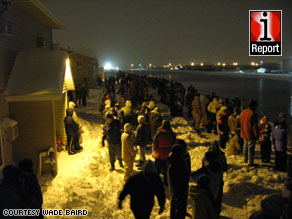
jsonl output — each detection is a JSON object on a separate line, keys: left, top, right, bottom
{"left": 249, "top": 10, "right": 282, "bottom": 56}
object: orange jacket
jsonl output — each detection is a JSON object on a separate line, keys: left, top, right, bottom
{"left": 240, "top": 108, "right": 259, "bottom": 139}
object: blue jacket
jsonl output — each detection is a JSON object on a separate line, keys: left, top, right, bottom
{"left": 272, "top": 127, "right": 287, "bottom": 151}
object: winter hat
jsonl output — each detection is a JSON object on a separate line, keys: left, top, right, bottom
{"left": 69, "top": 101, "right": 76, "bottom": 109}
{"left": 143, "top": 160, "right": 158, "bottom": 176}
{"left": 171, "top": 144, "right": 185, "bottom": 157}
{"left": 18, "top": 159, "right": 34, "bottom": 173}
{"left": 159, "top": 120, "right": 172, "bottom": 131}
{"left": 3, "top": 165, "right": 21, "bottom": 183}
{"left": 137, "top": 115, "right": 145, "bottom": 124}
{"left": 261, "top": 194, "right": 285, "bottom": 217}
{"left": 66, "top": 108, "right": 74, "bottom": 116}
{"left": 197, "top": 174, "right": 210, "bottom": 189}
{"left": 124, "top": 123, "right": 132, "bottom": 133}
{"left": 125, "top": 100, "right": 132, "bottom": 108}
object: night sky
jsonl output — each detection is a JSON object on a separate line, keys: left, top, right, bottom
{"left": 40, "top": 0, "right": 292, "bottom": 68}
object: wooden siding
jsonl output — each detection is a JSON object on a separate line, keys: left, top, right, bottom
{"left": 9, "top": 101, "right": 54, "bottom": 165}
{"left": 54, "top": 92, "right": 67, "bottom": 146}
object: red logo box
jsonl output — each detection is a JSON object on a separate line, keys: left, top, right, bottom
{"left": 249, "top": 10, "right": 282, "bottom": 56}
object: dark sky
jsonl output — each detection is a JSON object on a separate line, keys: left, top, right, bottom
{"left": 41, "top": 0, "right": 292, "bottom": 68}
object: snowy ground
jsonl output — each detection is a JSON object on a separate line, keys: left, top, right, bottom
{"left": 40, "top": 88, "right": 288, "bottom": 219}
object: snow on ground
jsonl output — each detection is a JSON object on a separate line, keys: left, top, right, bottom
{"left": 40, "top": 88, "right": 287, "bottom": 219}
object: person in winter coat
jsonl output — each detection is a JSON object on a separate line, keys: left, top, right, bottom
{"left": 249, "top": 194, "right": 285, "bottom": 219}
{"left": 103, "top": 113, "right": 124, "bottom": 171}
{"left": 258, "top": 115, "right": 272, "bottom": 163}
{"left": 228, "top": 106, "right": 241, "bottom": 136}
{"left": 189, "top": 175, "right": 219, "bottom": 219}
{"left": 202, "top": 95, "right": 210, "bottom": 128}
{"left": 240, "top": 100, "right": 259, "bottom": 166}
{"left": 226, "top": 128, "right": 242, "bottom": 155}
{"left": 207, "top": 97, "right": 219, "bottom": 134}
{"left": 168, "top": 140, "right": 191, "bottom": 219}
{"left": 121, "top": 100, "right": 135, "bottom": 126}
{"left": 153, "top": 120, "right": 176, "bottom": 185}
{"left": 273, "top": 121, "right": 287, "bottom": 171}
{"left": 135, "top": 115, "right": 151, "bottom": 167}
{"left": 121, "top": 123, "right": 136, "bottom": 181}
{"left": 281, "top": 178, "right": 292, "bottom": 219}
{"left": 149, "top": 107, "right": 162, "bottom": 140}
{"left": 0, "top": 165, "right": 22, "bottom": 216}
{"left": 64, "top": 108, "right": 83, "bottom": 155}
{"left": 18, "top": 159, "right": 43, "bottom": 218}
{"left": 192, "top": 93, "right": 202, "bottom": 134}
{"left": 118, "top": 160, "right": 165, "bottom": 219}
{"left": 191, "top": 151, "right": 223, "bottom": 214}
{"left": 217, "top": 106, "right": 229, "bottom": 149}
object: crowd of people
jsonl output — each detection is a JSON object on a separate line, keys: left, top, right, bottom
{"left": 1, "top": 71, "right": 292, "bottom": 219}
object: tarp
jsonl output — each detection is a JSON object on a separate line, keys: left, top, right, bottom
{"left": 5, "top": 49, "right": 75, "bottom": 101}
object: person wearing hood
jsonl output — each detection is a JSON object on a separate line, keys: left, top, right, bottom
{"left": 121, "top": 123, "right": 136, "bottom": 181}
{"left": 135, "top": 115, "right": 151, "bottom": 167}
{"left": 273, "top": 121, "right": 287, "bottom": 172}
{"left": 191, "top": 93, "right": 202, "bottom": 134}
{"left": 121, "top": 100, "right": 135, "bottom": 125}
{"left": 191, "top": 151, "right": 223, "bottom": 214}
{"left": 189, "top": 174, "right": 218, "bottom": 219}
{"left": 64, "top": 108, "right": 83, "bottom": 155}
{"left": 168, "top": 140, "right": 191, "bottom": 219}
{"left": 217, "top": 106, "right": 229, "bottom": 149}
{"left": 249, "top": 194, "right": 285, "bottom": 219}
{"left": 153, "top": 120, "right": 176, "bottom": 185}
{"left": 258, "top": 115, "right": 272, "bottom": 163}
{"left": 103, "top": 113, "right": 124, "bottom": 171}
{"left": 118, "top": 160, "right": 165, "bottom": 219}
{"left": 149, "top": 107, "right": 162, "bottom": 140}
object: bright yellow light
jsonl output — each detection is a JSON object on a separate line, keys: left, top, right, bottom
{"left": 222, "top": 63, "right": 226, "bottom": 67}
{"left": 131, "top": 64, "right": 134, "bottom": 67}
{"left": 255, "top": 63, "right": 259, "bottom": 66}
{"left": 169, "top": 63, "right": 172, "bottom": 66}
{"left": 200, "top": 62, "right": 204, "bottom": 66}
{"left": 217, "top": 62, "right": 221, "bottom": 66}
{"left": 233, "top": 62, "right": 238, "bottom": 66}
{"left": 191, "top": 62, "right": 195, "bottom": 66}
{"left": 65, "top": 58, "right": 75, "bottom": 90}
{"left": 149, "top": 63, "right": 152, "bottom": 67}
{"left": 251, "top": 62, "right": 255, "bottom": 66}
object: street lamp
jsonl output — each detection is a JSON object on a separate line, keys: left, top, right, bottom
{"left": 191, "top": 62, "right": 195, "bottom": 66}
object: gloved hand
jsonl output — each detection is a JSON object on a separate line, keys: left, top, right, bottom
{"left": 118, "top": 201, "right": 122, "bottom": 209}
{"left": 158, "top": 205, "right": 164, "bottom": 214}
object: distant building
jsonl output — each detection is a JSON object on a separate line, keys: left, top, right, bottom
{"left": 0, "top": 0, "right": 67, "bottom": 175}
{"left": 283, "top": 57, "right": 292, "bottom": 73}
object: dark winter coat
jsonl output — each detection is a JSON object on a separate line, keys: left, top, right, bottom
{"left": 153, "top": 129, "right": 176, "bottom": 160}
{"left": 64, "top": 109, "right": 79, "bottom": 137}
{"left": 149, "top": 111, "right": 162, "bottom": 140}
{"left": 103, "top": 119, "right": 122, "bottom": 144}
{"left": 272, "top": 126, "right": 287, "bottom": 152}
{"left": 217, "top": 111, "right": 229, "bottom": 134}
{"left": 135, "top": 123, "right": 151, "bottom": 147}
{"left": 119, "top": 165, "right": 165, "bottom": 215}
{"left": 168, "top": 144, "right": 191, "bottom": 196}
{"left": 0, "top": 179, "right": 21, "bottom": 213}
{"left": 189, "top": 185, "right": 218, "bottom": 219}
{"left": 240, "top": 108, "right": 259, "bottom": 140}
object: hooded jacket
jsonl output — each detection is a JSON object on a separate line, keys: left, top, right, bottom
{"left": 64, "top": 108, "right": 79, "bottom": 137}
{"left": 103, "top": 119, "right": 122, "bottom": 144}
{"left": 153, "top": 129, "right": 176, "bottom": 160}
{"left": 119, "top": 161, "right": 165, "bottom": 212}
{"left": 121, "top": 124, "right": 136, "bottom": 161}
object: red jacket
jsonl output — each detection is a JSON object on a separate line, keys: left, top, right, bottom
{"left": 153, "top": 129, "right": 176, "bottom": 160}
{"left": 240, "top": 108, "right": 259, "bottom": 139}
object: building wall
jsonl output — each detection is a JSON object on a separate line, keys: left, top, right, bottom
{"left": 9, "top": 101, "right": 55, "bottom": 167}
{"left": 0, "top": 4, "right": 53, "bottom": 168}
{"left": 54, "top": 92, "right": 67, "bottom": 146}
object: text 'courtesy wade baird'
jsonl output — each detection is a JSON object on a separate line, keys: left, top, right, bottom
{"left": 249, "top": 10, "right": 282, "bottom": 56}
{"left": 2, "top": 209, "right": 89, "bottom": 217}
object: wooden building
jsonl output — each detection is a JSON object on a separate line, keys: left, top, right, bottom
{"left": 5, "top": 49, "right": 74, "bottom": 173}
{"left": 0, "top": 0, "right": 62, "bottom": 173}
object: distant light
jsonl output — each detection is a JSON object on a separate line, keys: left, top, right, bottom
{"left": 251, "top": 62, "right": 255, "bottom": 66}
{"left": 222, "top": 63, "right": 226, "bottom": 67}
{"left": 260, "top": 60, "right": 263, "bottom": 64}
{"left": 255, "top": 63, "right": 259, "bottom": 66}
{"left": 257, "top": 68, "right": 266, "bottom": 73}
{"left": 217, "top": 62, "right": 221, "bottom": 66}
{"left": 168, "top": 63, "right": 172, "bottom": 66}
{"left": 200, "top": 62, "right": 204, "bottom": 66}
{"left": 138, "top": 63, "right": 142, "bottom": 67}
{"left": 115, "top": 67, "right": 119, "bottom": 70}
{"left": 104, "top": 63, "right": 113, "bottom": 70}
{"left": 131, "top": 64, "right": 134, "bottom": 67}
{"left": 233, "top": 62, "right": 238, "bottom": 66}
{"left": 149, "top": 63, "right": 152, "bottom": 67}
{"left": 191, "top": 62, "right": 195, "bottom": 66}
